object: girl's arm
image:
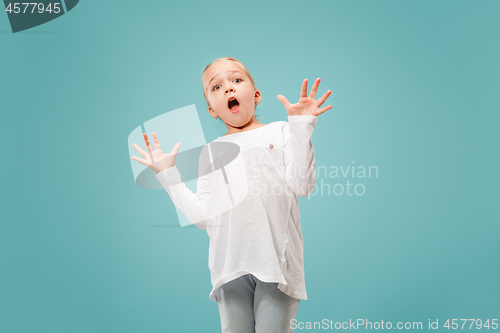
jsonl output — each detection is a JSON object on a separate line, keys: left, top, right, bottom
{"left": 277, "top": 78, "right": 333, "bottom": 197}
{"left": 156, "top": 165, "right": 210, "bottom": 230}
{"left": 283, "top": 116, "right": 318, "bottom": 197}
{"left": 131, "top": 132, "right": 211, "bottom": 230}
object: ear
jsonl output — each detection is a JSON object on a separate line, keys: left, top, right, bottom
{"left": 254, "top": 90, "right": 262, "bottom": 104}
{"left": 208, "top": 106, "right": 218, "bottom": 118}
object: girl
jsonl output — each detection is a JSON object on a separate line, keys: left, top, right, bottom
{"left": 131, "top": 57, "right": 332, "bottom": 333}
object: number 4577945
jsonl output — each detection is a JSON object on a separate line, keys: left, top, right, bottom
{"left": 444, "top": 319, "right": 498, "bottom": 330}
{"left": 5, "top": 3, "right": 61, "bottom": 14}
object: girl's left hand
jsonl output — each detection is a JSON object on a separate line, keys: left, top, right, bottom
{"left": 277, "top": 78, "right": 332, "bottom": 116}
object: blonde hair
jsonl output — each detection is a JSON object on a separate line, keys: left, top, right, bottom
{"left": 201, "top": 57, "right": 259, "bottom": 107}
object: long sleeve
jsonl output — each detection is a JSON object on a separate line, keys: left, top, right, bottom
{"left": 155, "top": 165, "right": 211, "bottom": 230}
{"left": 283, "top": 115, "right": 318, "bottom": 197}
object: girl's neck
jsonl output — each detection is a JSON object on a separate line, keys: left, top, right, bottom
{"left": 223, "top": 116, "right": 265, "bottom": 136}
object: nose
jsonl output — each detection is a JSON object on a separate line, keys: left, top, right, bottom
{"left": 225, "top": 84, "right": 235, "bottom": 94}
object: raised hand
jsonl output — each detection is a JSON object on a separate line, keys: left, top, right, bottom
{"left": 277, "top": 78, "right": 332, "bottom": 116}
{"left": 131, "top": 132, "right": 181, "bottom": 174}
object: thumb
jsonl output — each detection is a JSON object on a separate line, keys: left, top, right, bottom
{"left": 277, "top": 95, "right": 291, "bottom": 110}
{"left": 131, "top": 156, "right": 148, "bottom": 167}
{"left": 171, "top": 142, "right": 182, "bottom": 155}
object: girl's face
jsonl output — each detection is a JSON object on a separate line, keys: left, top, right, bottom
{"left": 203, "top": 60, "right": 261, "bottom": 127}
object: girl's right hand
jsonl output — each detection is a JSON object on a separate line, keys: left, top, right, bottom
{"left": 131, "top": 132, "right": 181, "bottom": 174}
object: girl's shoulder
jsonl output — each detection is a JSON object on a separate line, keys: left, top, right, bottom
{"left": 266, "top": 120, "right": 288, "bottom": 130}
{"left": 265, "top": 120, "right": 290, "bottom": 132}
{"left": 212, "top": 121, "right": 288, "bottom": 142}
{"left": 256, "top": 120, "right": 289, "bottom": 131}
{"left": 273, "top": 120, "right": 289, "bottom": 127}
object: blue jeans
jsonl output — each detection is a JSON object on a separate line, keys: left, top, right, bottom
{"left": 214, "top": 274, "right": 300, "bottom": 333}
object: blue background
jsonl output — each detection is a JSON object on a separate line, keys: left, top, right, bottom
{"left": 1, "top": 0, "right": 499, "bottom": 332}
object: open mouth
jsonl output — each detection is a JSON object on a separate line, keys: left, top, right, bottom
{"left": 228, "top": 98, "right": 240, "bottom": 112}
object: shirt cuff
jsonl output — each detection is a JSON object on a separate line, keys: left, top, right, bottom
{"left": 155, "top": 165, "right": 182, "bottom": 186}
{"left": 288, "top": 115, "right": 318, "bottom": 125}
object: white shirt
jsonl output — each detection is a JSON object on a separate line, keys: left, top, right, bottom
{"left": 155, "top": 115, "right": 318, "bottom": 301}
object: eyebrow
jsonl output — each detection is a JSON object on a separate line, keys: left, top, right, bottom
{"left": 208, "top": 70, "right": 244, "bottom": 86}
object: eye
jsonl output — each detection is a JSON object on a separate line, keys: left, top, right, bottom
{"left": 233, "top": 78, "right": 242, "bottom": 83}
{"left": 212, "top": 84, "right": 221, "bottom": 91}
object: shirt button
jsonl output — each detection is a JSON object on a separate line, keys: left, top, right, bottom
{"left": 269, "top": 144, "right": 274, "bottom": 149}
